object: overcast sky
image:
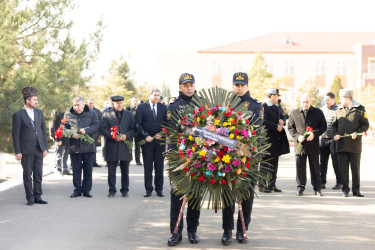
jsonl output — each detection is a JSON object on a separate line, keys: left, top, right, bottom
{"left": 69, "top": 0, "right": 375, "bottom": 85}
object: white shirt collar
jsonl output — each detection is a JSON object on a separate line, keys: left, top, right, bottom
{"left": 149, "top": 102, "right": 157, "bottom": 116}
{"left": 24, "top": 105, "right": 34, "bottom": 121}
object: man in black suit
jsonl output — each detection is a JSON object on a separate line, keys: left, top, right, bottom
{"left": 12, "top": 86, "right": 48, "bottom": 206}
{"left": 288, "top": 94, "right": 327, "bottom": 196}
{"left": 261, "top": 89, "right": 290, "bottom": 193}
{"left": 87, "top": 98, "right": 102, "bottom": 167}
{"left": 101, "top": 96, "right": 136, "bottom": 197}
{"left": 135, "top": 88, "right": 167, "bottom": 197}
{"left": 126, "top": 97, "right": 142, "bottom": 166}
{"left": 65, "top": 97, "right": 100, "bottom": 198}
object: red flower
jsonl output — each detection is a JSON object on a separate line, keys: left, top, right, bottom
{"left": 207, "top": 112, "right": 212, "bottom": 116}
{"left": 184, "top": 167, "right": 189, "bottom": 171}
{"left": 232, "top": 180, "right": 236, "bottom": 184}
{"left": 221, "top": 180, "right": 227, "bottom": 185}
{"left": 200, "top": 115, "right": 205, "bottom": 119}
{"left": 215, "top": 117, "right": 220, "bottom": 120}
{"left": 191, "top": 173, "right": 196, "bottom": 177}
{"left": 246, "top": 162, "right": 250, "bottom": 168}
{"left": 61, "top": 118, "right": 66, "bottom": 124}
{"left": 252, "top": 129, "right": 256, "bottom": 135}
{"left": 248, "top": 157, "right": 252, "bottom": 161}
{"left": 162, "top": 128, "right": 168, "bottom": 134}
{"left": 210, "top": 179, "right": 215, "bottom": 185}
{"left": 193, "top": 110, "right": 196, "bottom": 115}
{"left": 55, "top": 125, "right": 63, "bottom": 139}
{"left": 110, "top": 126, "right": 118, "bottom": 140}
{"left": 234, "top": 129, "right": 239, "bottom": 135}
{"left": 243, "top": 173, "right": 247, "bottom": 177}
{"left": 178, "top": 134, "right": 182, "bottom": 139}
{"left": 181, "top": 120, "right": 185, "bottom": 125}
{"left": 198, "top": 107, "right": 204, "bottom": 112}
{"left": 228, "top": 108, "right": 233, "bottom": 112}
{"left": 238, "top": 112, "right": 242, "bottom": 116}
{"left": 306, "top": 126, "right": 313, "bottom": 132}
{"left": 364, "top": 131, "right": 368, "bottom": 136}
{"left": 252, "top": 146, "right": 255, "bottom": 152}
{"left": 222, "top": 146, "right": 228, "bottom": 152}
{"left": 192, "top": 122, "right": 198, "bottom": 126}
{"left": 246, "top": 119, "right": 249, "bottom": 124}
{"left": 232, "top": 120, "right": 237, "bottom": 125}
{"left": 201, "top": 156, "right": 206, "bottom": 161}
{"left": 199, "top": 176, "right": 205, "bottom": 182}
{"left": 217, "top": 151, "right": 225, "bottom": 157}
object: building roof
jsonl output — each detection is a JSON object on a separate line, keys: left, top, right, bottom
{"left": 198, "top": 32, "right": 375, "bottom": 54}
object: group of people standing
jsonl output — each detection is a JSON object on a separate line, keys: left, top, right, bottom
{"left": 12, "top": 71, "right": 369, "bottom": 246}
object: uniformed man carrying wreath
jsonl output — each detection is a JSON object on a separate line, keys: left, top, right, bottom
{"left": 332, "top": 89, "right": 369, "bottom": 197}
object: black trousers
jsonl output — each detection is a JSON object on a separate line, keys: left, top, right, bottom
{"left": 71, "top": 153, "right": 94, "bottom": 194}
{"left": 107, "top": 161, "right": 129, "bottom": 194}
{"left": 133, "top": 136, "right": 141, "bottom": 163}
{"left": 170, "top": 190, "right": 200, "bottom": 234}
{"left": 296, "top": 154, "right": 321, "bottom": 191}
{"left": 262, "top": 156, "right": 279, "bottom": 189}
{"left": 21, "top": 146, "right": 43, "bottom": 200}
{"left": 56, "top": 144, "right": 69, "bottom": 171}
{"left": 222, "top": 184, "right": 255, "bottom": 232}
{"left": 337, "top": 152, "right": 361, "bottom": 193}
{"left": 320, "top": 138, "right": 341, "bottom": 185}
{"left": 141, "top": 141, "right": 164, "bottom": 192}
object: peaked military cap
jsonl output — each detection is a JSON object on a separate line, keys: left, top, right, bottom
{"left": 233, "top": 72, "right": 248, "bottom": 85}
{"left": 266, "top": 88, "right": 281, "bottom": 96}
{"left": 179, "top": 73, "right": 195, "bottom": 85}
{"left": 111, "top": 95, "right": 124, "bottom": 102}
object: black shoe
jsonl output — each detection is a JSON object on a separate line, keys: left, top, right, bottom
{"left": 144, "top": 191, "right": 152, "bottom": 197}
{"left": 342, "top": 191, "right": 349, "bottom": 197}
{"left": 320, "top": 184, "right": 326, "bottom": 189}
{"left": 236, "top": 231, "right": 247, "bottom": 244}
{"left": 83, "top": 192, "right": 93, "bottom": 198}
{"left": 271, "top": 187, "right": 282, "bottom": 192}
{"left": 108, "top": 193, "right": 115, "bottom": 198}
{"left": 296, "top": 189, "right": 304, "bottom": 196}
{"left": 315, "top": 190, "right": 323, "bottom": 196}
{"left": 136, "top": 161, "right": 143, "bottom": 166}
{"left": 259, "top": 187, "right": 271, "bottom": 193}
{"left": 332, "top": 183, "right": 343, "bottom": 190}
{"left": 93, "top": 163, "right": 101, "bottom": 167}
{"left": 62, "top": 170, "right": 72, "bottom": 175}
{"left": 70, "top": 193, "right": 81, "bottom": 198}
{"left": 157, "top": 191, "right": 164, "bottom": 197}
{"left": 34, "top": 198, "right": 48, "bottom": 204}
{"left": 221, "top": 230, "right": 232, "bottom": 245}
{"left": 26, "top": 199, "right": 34, "bottom": 206}
{"left": 188, "top": 232, "right": 199, "bottom": 244}
{"left": 122, "top": 191, "right": 128, "bottom": 197}
{"left": 353, "top": 192, "right": 364, "bottom": 197}
{"left": 168, "top": 233, "right": 182, "bottom": 246}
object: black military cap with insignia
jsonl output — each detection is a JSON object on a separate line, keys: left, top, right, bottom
{"left": 179, "top": 73, "right": 195, "bottom": 85}
{"left": 233, "top": 72, "right": 248, "bottom": 85}
{"left": 22, "top": 86, "right": 38, "bottom": 98}
{"left": 111, "top": 95, "right": 124, "bottom": 102}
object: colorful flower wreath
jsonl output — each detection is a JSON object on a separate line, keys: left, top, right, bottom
{"left": 165, "top": 87, "right": 270, "bottom": 210}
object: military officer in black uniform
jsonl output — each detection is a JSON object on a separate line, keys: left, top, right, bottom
{"left": 221, "top": 72, "right": 263, "bottom": 245}
{"left": 260, "top": 89, "right": 290, "bottom": 193}
{"left": 167, "top": 73, "right": 201, "bottom": 246}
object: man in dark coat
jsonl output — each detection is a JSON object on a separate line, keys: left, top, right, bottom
{"left": 135, "top": 88, "right": 167, "bottom": 198}
{"left": 53, "top": 111, "right": 71, "bottom": 175}
{"left": 319, "top": 92, "right": 341, "bottom": 190}
{"left": 101, "top": 96, "right": 135, "bottom": 197}
{"left": 87, "top": 98, "right": 102, "bottom": 167}
{"left": 12, "top": 86, "right": 48, "bottom": 205}
{"left": 332, "top": 89, "right": 369, "bottom": 197}
{"left": 167, "top": 73, "right": 201, "bottom": 246}
{"left": 288, "top": 94, "right": 327, "bottom": 196}
{"left": 222, "top": 72, "right": 263, "bottom": 246}
{"left": 260, "top": 88, "right": 290, "bottom": 193}
{"left": 126, "top": 97, "right": 142, "bottom": 166}
{"left": 65, "top": 97, "right": 100, "bottom": 198}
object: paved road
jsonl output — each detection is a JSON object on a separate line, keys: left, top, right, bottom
{"left": 1, "top": 146, "right": 375, "bottom": 250}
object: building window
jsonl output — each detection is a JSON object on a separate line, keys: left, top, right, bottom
{"left": 369, "top": 60, "right": 375, "bottom": 74}
{"left": 284, "top": 61, "right": 294, "bottom": 75}
{"left": 337, "top": 61, "right": 347, "bottom": 75}
{"left": 316, "top": 61, "right": 325, "bottom": 75}
{"left": 232, "top": 61, "right": 243, "bottom": 72}
{"left": 266, "top": 61, "right": 273, "bottom": 73}
{"left": 212, "top": 61, "right": 222, "bottom": 74}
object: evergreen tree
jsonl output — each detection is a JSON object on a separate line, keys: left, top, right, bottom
{"left": 329, "top": 75, "right": 343, "bottom": 102}
{"left": 296, "top": 79, "right": 322, "bottom": 108}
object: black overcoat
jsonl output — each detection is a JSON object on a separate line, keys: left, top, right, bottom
{"left": 288, "top": 106, "right": 327, "bottom": 155}
{"left": 101, "top": 109, "right": 135, "bottom": 161}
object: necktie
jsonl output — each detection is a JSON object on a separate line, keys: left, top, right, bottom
{"left": 152, "top": 104, "right": 157, "bottom": 119}
{"left": 303, "top": 110, "right": 307, "bottom": 117}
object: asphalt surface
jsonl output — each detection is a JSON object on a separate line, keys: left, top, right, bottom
{"left": 1, "top": 146, "right": 375, "bottom": 250}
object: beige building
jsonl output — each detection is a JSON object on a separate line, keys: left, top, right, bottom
{"left": 157, "top": 32, "right": 375, "bottom": 103}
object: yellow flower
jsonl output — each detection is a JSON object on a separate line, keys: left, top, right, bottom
{"left": 236, "top": 135, "right": 239, "bottom": 139}
{"left": 222, "top": 122, "right": 228, "bottom": 127}
{"left": 222, "top": 154, "right": 231, "bottom": 164}
{"left": 214, "top": 120, "right": 220, "bottom": 126}
{"left": 242, "top": 157, "right": 246, "bottom": 163}
{"left": 199, "top": 150, "right": 207, "bottom": 156}
{"left": 214, "top": 157, "right": 220, "bottom": 162}
{"left": 189, "top": 135, "right": 194, "bottom": 141}
{"left": 236, "top": 168, "right": 242, "bottom": 175}
{"left": 227, "top": 118, "right": 234, "bottom": 122}
{"left": 197, "top": 117, "right": 201, "bottom": 122}
{"left": 229, "top": 134, "right": 234, "bottom": 138}
{"left": 227, "top": 122, "right": 232, "bottom": 126}
{"left": 192, "top": 147, "right": 195, "bottom": 152}
{"left": 230, "top": 126, "right": 235, "bottom": 130}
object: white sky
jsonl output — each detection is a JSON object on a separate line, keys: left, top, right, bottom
{"left": 69, "top": 0, "right": 375, "bottom": 86}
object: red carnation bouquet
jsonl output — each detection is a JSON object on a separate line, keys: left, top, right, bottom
{"left": 110, "top": 126, "right": 133, "bottom": 151}
{"left": 55, "top": 117, "right": 94, "bottom": 144}
{"left": 296, "top": 126, "right": 313, "bottom": 155}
